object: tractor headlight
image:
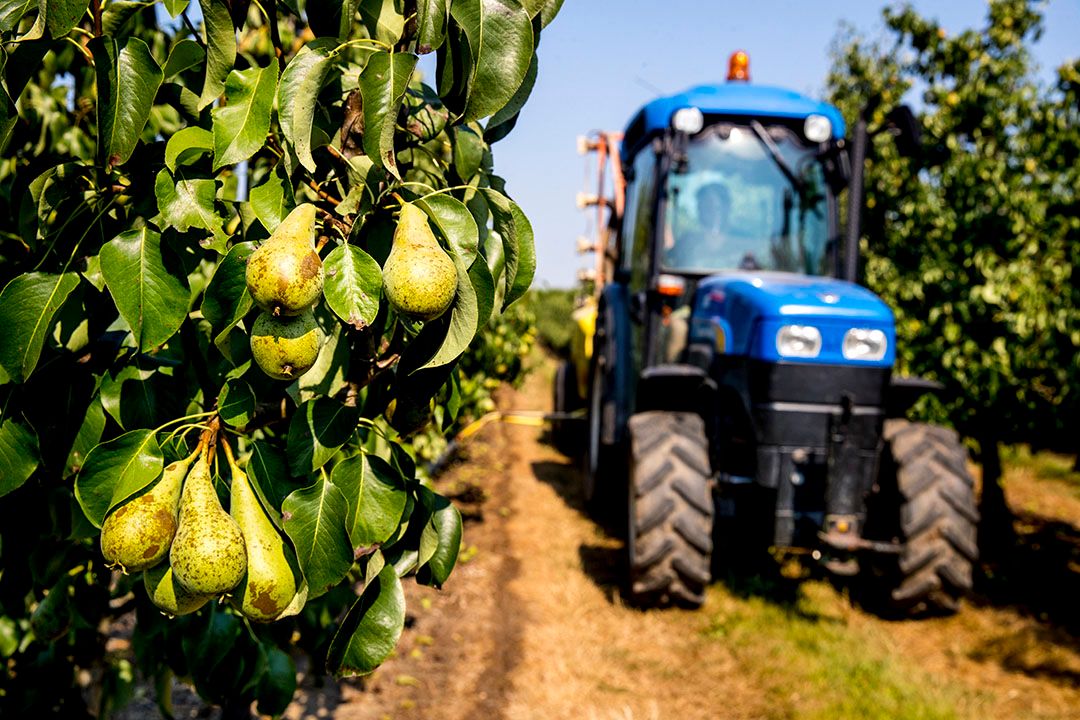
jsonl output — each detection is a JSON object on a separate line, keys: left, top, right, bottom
{"left": 776, "top": 325, "right": 821, "bottom": 358}
{"left": 842, "top": 328, "right": 888, "bottom": 361}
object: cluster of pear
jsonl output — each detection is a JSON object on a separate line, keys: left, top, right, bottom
{"left": 100, "top": 438, "right": 300, "bottom": 621}
{"left": 246, "top": 204, "right": 325, "bottom": 381}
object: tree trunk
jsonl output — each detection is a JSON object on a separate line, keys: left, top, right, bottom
{"left": 976, "top": 430, "right": 1015, "bottom": 563}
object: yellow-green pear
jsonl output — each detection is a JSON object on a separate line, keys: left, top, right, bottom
{"left": 246, "top": 203, "right": 323, "bottom": 316}
{"left": 170, "top": 447, "right": 247, "bottom": 596}
{"left": 100, "top": 448, "right": 199, "bottom": 573}
{"left": 224, "top": 444, "right": 298, "bottom": 622}
{"left": 382, "top": 203, "right": 458, "bottom": 321}
{"left": 249, "top": 309, "right": 323, "bottom": 380}
{"left": 143, "top": 561, "right": 213, "bottom": 616}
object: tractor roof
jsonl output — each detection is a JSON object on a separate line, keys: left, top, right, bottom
{"left": 621, "top": 83, "right": 846, "bottom": 159}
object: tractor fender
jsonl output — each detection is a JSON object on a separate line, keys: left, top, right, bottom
{"left": 885, "top": 375, "right": 944, "bottom": 418}
{"left": 595, "top": 284, "right": 635, "bottom": 447}
{"left": 635, "top": 364, "right": 717, "bottom": 416}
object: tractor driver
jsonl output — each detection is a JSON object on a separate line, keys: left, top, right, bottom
{"left": 667, "top": 182, "right": 732, "bottom": 270}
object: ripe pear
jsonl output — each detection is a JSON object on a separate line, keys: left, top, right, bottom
{"left": 249, "top": 309, "right": 323, "bottom": 380}
{"left": 382, "top": 203, "right": 457, "bottom": 321}
{"left": 143, "top": 561, "right": 213, "bottom": 616}
{"left": 170, "top": 447, "right": 247, "bottom": 596}
{"left": 246, "top": 203, "right": 323, "bottom": 316}
{"left": 225, "top": 448, "right": 298, "bottom": 622}
{"left": 100, "top": 448, "right": 199, "bottom": 573}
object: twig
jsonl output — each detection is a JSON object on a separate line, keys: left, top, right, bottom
{"left": 182, "top": 10, "right": 207, "bottom": 49}
{"left": 267, "top": 0, "right": 284, "bottom": 63}
{"left": 305, "top": 179, "right": 340, "bottom": 207}
{"left": 91, "top": 0, "right": 102, "bottom": 36}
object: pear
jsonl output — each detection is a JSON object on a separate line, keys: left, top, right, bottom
{"left": 100, "top": 448, "right": 199, "bottom": 573}
{"left": 143, "top": 561, "right": 213, "bottom": 616}
{"left": 246, "top": 203, "right": 323, "bottom": 316}
{"left": 224, "top": 444, "right": 298, "bottom": 622}
{"left": 170, "top": 446, "right": 247, "bottom": 596}
{"left": 382, "top": 203, "right": 458, "bottom": 321}
{"left": 249, "top": 309, "right": 323, "bottom": 380}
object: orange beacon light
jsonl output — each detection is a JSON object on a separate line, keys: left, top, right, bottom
{"left": 728, "top": 50, "right": 750, "bottom": 82}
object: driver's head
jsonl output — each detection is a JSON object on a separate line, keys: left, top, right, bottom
{"left": 696, "top": 183, "right": 729, "bottom": 231}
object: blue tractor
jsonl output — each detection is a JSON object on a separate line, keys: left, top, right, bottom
{"left": 557, "top": 52, "right": 978, "bottom": 613}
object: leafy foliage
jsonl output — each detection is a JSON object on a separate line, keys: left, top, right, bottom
{"left": 0, "top": 0, "right": 560, "bottom": 714}
{"left": 827, "top": 0, "right": 1079, "bottom": 451}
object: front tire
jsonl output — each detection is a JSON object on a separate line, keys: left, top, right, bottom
{"left": 627, "top": 412, "right": 714, "bottom": 608}
{"left": 863, "top": 420, "right": 979, "bottom": 616}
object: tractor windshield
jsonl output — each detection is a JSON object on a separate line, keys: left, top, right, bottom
{"left": 661, "top": 122, "right": 832, "bottom": 275}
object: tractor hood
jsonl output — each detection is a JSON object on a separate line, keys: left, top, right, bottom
{"left": 689, "top": 272, "right": 896, "bottom": 367}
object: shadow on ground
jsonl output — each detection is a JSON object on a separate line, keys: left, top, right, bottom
{"left": 531, "top": 442, "right": 1080, "bottom": 680}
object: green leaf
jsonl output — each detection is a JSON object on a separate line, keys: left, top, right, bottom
{"left": 218, "top": 378, "right": 254, "bottom": 428}
{"left": 415, "top": 0, "right": 448, "bottom": 51}
{"left": 416, "top": 488, "right": 461, "bottom": 587}
{"left": 155, "top": 168, "right": 228, "bottom": 252}
{"left": 197, "top": 0, "right": 236, "bottom": 111}
{"left": 0, "top": 419, "right": 39, "bottom": 498}
{"left": 331, "top": 453, "right": 407, "bottom": 549}
{"left": 212, "top": 59, "right": 279, "bottom": 169}
{"left": 484, "top": 52, "right": 536, "bottom": 143}
{"left": 256, "top": 646, "right": 297, "bottom": 717}
{"left": 322, "top": 243, "right": 382, "bottom": 330}
{"left": 162, "top": 39, "right": 204, "bottom": 79}
{"left": 64, "top": 397, "right": 105, "bottom": 478}
{"left": 91, "top": 36, "right": 163, "bottom": 168}
{"left": 0, "top": 71, "right": 16, "bottom": 155}
{"left": 0, "top": 272, "right": 81, "bottom": 383}
{"left": 247, "top": 440, "right": 293, "bottom": 522}
{"left": 250, "top": 163, "right": 295, "bottom": 233}
{"left": 521, "top": 0, "right": 562, "bottom": 27}
{"left": 452, "top": 125, "right": 485, "bottom": 179}
{"left": 200, "top": 241, "right": 255, "bottom": 356}
{"left": 414, "top": 193, "right": 479, "bottom": 266}
{"left": 101, "top": 0, "right": 151, "bottom": 36}
{"left": 420, "top": 243, "right": 478, "bottom": 369}
{"left": 358, "top": 51, "right": 418, "bottom": 177}
{"left": 277, "top": 38, "right": 336, "bottom": 173}
{"left": 282, "top": 475, "right": 353, "bottom": 598}
{"left": 44, "top": 0, "right": 90, "bottom": 37}
{"left": 287, "top": 397, "right": 361, "bottom": 475}
{"left": 100, "top": 227, "right": 191, "bottom": 351}
{"left": 0, "top": 0, "right": 35, "bottom": 35}
{"left": 325, "top": 564, "right": 404, "bottom": 677}
{"left": 358, "top": 0, "right": 405, "bottom": 44}
{"left": 469, "top": 253, "right": 495, "bottom": 328}
{"left": 165, "top": 126, "right": 213, "bottom": 172}
{"left": 450, "top": 0, "right": 533, "bottom": 121}
{"left": 100, "top": 364, "right": 161, "bottom": 430}
{"left": 163, "top": 0, "right": 189, "bottom": 17}
{"left": 74, "top": 430, "right": 164, "bottom": 528}
{"left": 483, "top": 188, "right": 534, "bottom": 309}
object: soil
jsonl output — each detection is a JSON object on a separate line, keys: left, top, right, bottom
{"left": 274, "top": 355, "right": 1080, "bottom": 720}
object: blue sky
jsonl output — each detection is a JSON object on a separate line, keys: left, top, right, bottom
{"left": 482, "top": 0, "right": 1080, "bottom": 288}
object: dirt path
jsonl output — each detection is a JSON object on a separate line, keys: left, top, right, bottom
{"left": 315, "top": 357, "right": 1080, "bottom": 720}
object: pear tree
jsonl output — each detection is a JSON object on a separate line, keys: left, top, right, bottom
{"left": 0, "top": 0, "right": 563, "bottom": 715}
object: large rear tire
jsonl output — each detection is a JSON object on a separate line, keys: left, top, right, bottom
{"left": 863, "top": 420, "right": 979, "bottom": 616}
{"left": 627, "top": 412, "right": 713, "bottom": 608}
